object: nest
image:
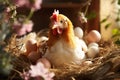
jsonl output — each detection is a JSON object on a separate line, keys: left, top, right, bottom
{"left": 5, "top": 33, "right": 120, "bottom": 80}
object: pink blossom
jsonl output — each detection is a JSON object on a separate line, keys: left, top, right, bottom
{"left": 29, "top": 62, "right": 55, "bottom": 80}
{"left": 23, "top": 21, "right": 33, "bottom": 32}
{"left": 16, "top": 26, "right": 27, "bottom": 36}
{"left": 20, "top": 71, "right": 30, "bottom": 80}
{"left": 12, "top": 0, "right": 42, "bottom": 11}
{"left": 25, "top": 0, "right": 42, "bottom": 11}
{"left": 79, "top": 12, "right": 87, "bottom": 23}
{"left": 12, "top": 0, "right": 29, "bottom": 7}
{"left": 5, "top": 7, "right": 11, "bottom": 13}
{"left": 13, "top": 20, "right": 33, "bottom": 36}
{"left": 31, "top": 0, "right": 42, "bottom": 11}
{"left": 3, "top": 7, "right": 12, "bottom": 23}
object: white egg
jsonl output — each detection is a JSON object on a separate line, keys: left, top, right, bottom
{"left": 74, "top": 27, "right": 83, "bottom": 39}
{"left": 87, "top": 46, "right": 99, "bottom": 58}
{"left": 86, "top": 30, "right": 101, "bottom": 43}
{"left": 88, "top": 42, "right": 99, "bottom": 48}
{"left": 82, "top": 61, "right": 93, "bottom": 66}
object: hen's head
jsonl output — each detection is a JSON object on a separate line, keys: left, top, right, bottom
{"left": 50, "top": 10, "right": 73, "bottom": 36}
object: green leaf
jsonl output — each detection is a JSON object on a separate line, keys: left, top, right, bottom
{"left": 118, "top": 0, "right": 120, "bottom": 5}
{"left": 112, "top": 29, "right": 119, "bottom": 35}
{"left": 111, "top": 0, "right": 116, "bottom": 4}
{"left": 100, "top": 15, "right": 110, "bottom": 23}
{"left": 115, "top": 39, "right": 120, "bottom": 46}
{"left": 105, "top": 23, "right": 111, "bottom": 29}
{"left": 112, "top": 29, "right": 120, "bottom": 38}
{"left": 116, "top": 17, "right": 120, "bottom": 22}
{"left": 86, "top": 11, "right": 96, "bottom": 20}
{"left": 112, "top": 33, "right": 120, "bottom": 38}
{"left": 0, "top": 4, "right": 5, "bottom": 13}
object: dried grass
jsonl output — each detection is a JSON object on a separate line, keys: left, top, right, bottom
{"left": 5, "top": 34, "right": 120, "bottom": 80}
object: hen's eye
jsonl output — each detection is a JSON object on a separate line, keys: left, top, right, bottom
{"left": 60, "top": 20, "right": 63, "bottom": 23}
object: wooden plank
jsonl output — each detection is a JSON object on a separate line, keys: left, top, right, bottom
{"left": 85, "top": 0, "right": 100, "bottom": 32}
{"left": 42, "top": 1, "right": 90, "bottom": 8}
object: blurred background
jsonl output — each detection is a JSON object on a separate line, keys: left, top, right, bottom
{"left": 17, "top": 0, "right": 120, "bottom": 40}
{"left": 0, "top": 0, "right": 120, "bottom": 79}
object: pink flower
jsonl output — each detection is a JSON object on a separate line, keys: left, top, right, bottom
{"left": 29, "top": 62, "right": 55, "bottom": 80}
{"left": 16, "top": 26, "right": 27, "bottom": 36}
{"left": 5, "top": 7, "right": 11, "bottom": 13}
{"left": 26, "top": 0, "right": 42, "bottom": 11}
{"left": 20, "top": 71, "right": 30, "bottom": 80}
{"left": 12, "top": 0, "right": 29, "bottom": 7}
{"left": 31, "top": 0, "right": 42, "bottom": 11}
{"left": 23, "top": 21, "right": 33, "bottom": 32}
{"left": 79, "top": 12, "right": 87, "bottom": 23}
{"left": 13, "top": 20, "right": 33, "bottom": 36}
{"left": 12, "top": 0, "right": 42, "bottom": 11}
{"left": 3, "top": 7, "right": 12, "bottom": 23}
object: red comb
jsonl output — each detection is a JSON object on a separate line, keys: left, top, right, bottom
{"left": 52, "top": 10, "right": 59, "bottom": 22}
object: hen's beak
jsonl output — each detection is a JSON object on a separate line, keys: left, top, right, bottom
{"left": 52, "top": 24, "right": 63, "bottom": 35}
{"left": 52, "top": 24, "right": 58, "bottom": 29}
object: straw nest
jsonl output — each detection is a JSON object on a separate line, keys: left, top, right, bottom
{"left": 5, "top": 33, "right": 120, "bottom": 80}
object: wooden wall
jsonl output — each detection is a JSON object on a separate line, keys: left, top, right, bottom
{"left": 85, "top": 0, "right": 100, "bottom": 32}
{"left": 17, "top": 0, "right": 100, "bottom": 32}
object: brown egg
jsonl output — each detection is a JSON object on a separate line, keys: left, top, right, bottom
{"left": 28, "top": 51, "right": 41, "bottom": 62}
{"left": 86, "top": 30, "right": 101, "bottom": 43}
{"left": 25, "top": 39, "right": 37, "bottom": 55}
{"left": 37, "top": 58, "right": 51, "bottom": 68}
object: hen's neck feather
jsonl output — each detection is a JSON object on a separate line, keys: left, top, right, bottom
{"left": 62, "top": 20, "right": 76, "bottom": 48}
{"left": 47, "top": 29, "right": 58, "bottom": 47}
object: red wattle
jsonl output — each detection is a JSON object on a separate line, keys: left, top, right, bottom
{"left": 52, "top": 28, "right": 58, "bottom": 35}
{"left": 52, "top": 27, "right": 63, "bottom": 35}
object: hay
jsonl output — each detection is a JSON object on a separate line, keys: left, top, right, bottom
{"left": 51, "top": 40, "right": 120, "bottom": 80}
{"left": 5, "top": 34, "right": 120, "bottom": 80}
{"left": 52, "top": 50, "right": 120, "bottom": 80}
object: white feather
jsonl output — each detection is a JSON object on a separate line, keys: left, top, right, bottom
{"left": 44, "top": 37, "right": 86, "bottom": 67}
